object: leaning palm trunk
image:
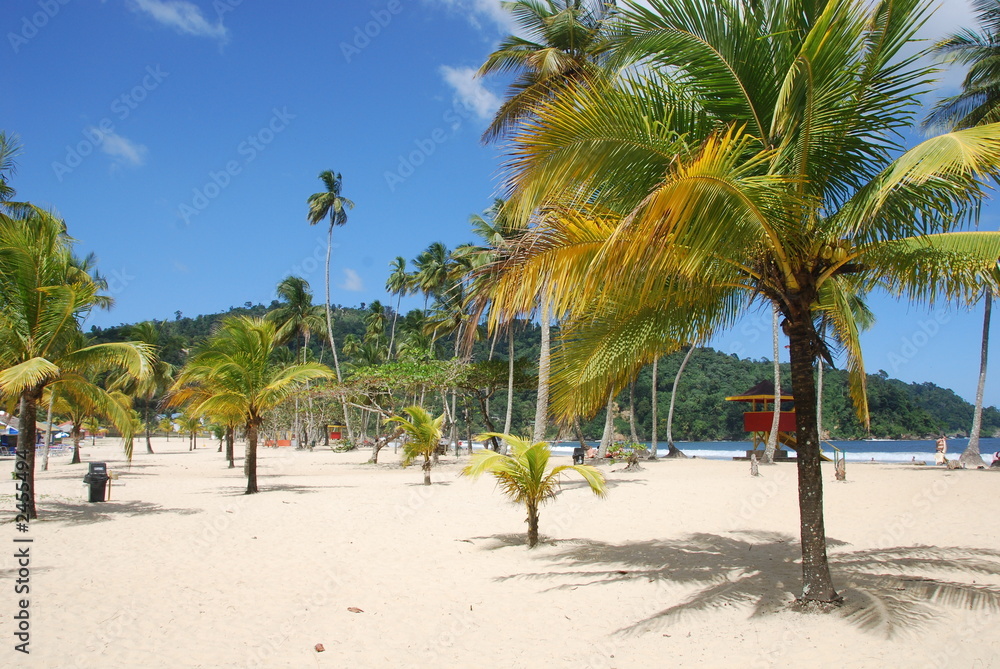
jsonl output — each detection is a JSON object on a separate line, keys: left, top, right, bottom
{"left": 763, "top": 305, "right": 782, "bottom": 464}
{"left": 41, "top": 391, "right": 55, "bottom": 471}
{"left": 628, "top": 377, "right": 639, "bottom": 443}
{"left": 324, "top": 225, "right": 354, "bottom": 445}
{"left": 598, "top": 392, "right": 614, "bottom": 458}
{"left": 532, "top": 301, "right": 551, "bottom": 442}
{"left": 962, "top": 292, "right": 991, "bottom": 467}
{"left": 649, "top": 357, "right": 659, "bottom": 459}
{"left": 666, "top": 347, "right": 694, "bottom": 458}
{"left": 502, "top": 326, "right": 515, "bottom": 453}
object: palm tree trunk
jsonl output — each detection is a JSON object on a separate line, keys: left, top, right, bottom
{"left": 15, "top": 389, "right": 41, "bottom": 520}
{"left": 41, "top": 390, "right": 55, "bottom": 472}
{"left": 649, "top": 357, "right": 658, "bottom": 459}
{"left": 532, "top": 301, "right": 551, "bottom": 443}
{"left": 786, "top": 316, "right": 839, "bottom": 603}
{"left": 324, "top": 222, "right": 354, "bottom": 445}
{"left": 598, "top": 392, "right": 614, "bottom": 458}
{"left": 245, "top": 422, "right": 259, "bottom": 494}
{"left": 422, "top": 455, "right": 431, "bottom": 485}
{"left": 502, "top": 325, "right": 515, "bottom": 454}
{"left": 666, "top": 347, "right": 694, "bottom": 458}
{"left": 144, "top": 401, "right": 154, "bottom": 454}
{"left": 816, "top": 357, "right": 824, "bottom": 440}
{"left": 71, "top": 423, "right": 82, "bottom": 464}
{"left": 389, "top": 295, "right": 401, "bottom": 360}
{"left": 628, "top": 377, "right": 639, "bottom": 443}
{"left": 226, "top": 425, "right": 234, "bottom": 469}
{"left": 764, "top": 305, "right": 782, "bottom": 464}
{"left": 962, "top": 292, "right": 991, "bottom": 467}
{"left": 526, "top": 501, "right": 540, "bottom": 548}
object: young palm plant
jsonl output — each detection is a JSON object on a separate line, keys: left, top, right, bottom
{"left": 463, "top": 433, "right": 607, "bottom": 548}
{"left": 385, "top": 405, "right": 444, "bottom": 485}
{"left": 170, "top": 316, "right": 334, "bottom": 494}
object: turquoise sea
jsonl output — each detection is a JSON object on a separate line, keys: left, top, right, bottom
{"left": 547, "top": 437, "right": 1000, "bottom": 464}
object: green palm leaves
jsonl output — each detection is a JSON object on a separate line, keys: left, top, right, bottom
{"left": 463, "top": 433, "right": 606, "bottom": 548}
{"left": 172, "top": 316, "right": 335, "bottom": 493}
{"left": 385, "top": 405, "right": 445, "bottom": 485}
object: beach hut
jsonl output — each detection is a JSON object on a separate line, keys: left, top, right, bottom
{"left": 726, "top": 380, "right": 798, "bottom": 461}
{"left": 327, "top": 424, "right": 346, "bottom": 440}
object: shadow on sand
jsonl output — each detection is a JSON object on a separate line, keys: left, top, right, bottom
{"left": 485, "top": 531, "right": 1000, "bottom": 638}
{"left": 36, "top": 499, "right": 201, "bottom": 525}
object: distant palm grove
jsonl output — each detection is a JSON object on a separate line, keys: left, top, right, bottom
{"left": 87, "top": 303, "right": 1000, "bottom": 442}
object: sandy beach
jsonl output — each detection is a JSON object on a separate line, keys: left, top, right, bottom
{"left": 3, "top": 437, "right": 999, "bottom": 668}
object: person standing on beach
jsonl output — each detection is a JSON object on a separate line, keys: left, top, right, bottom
{"left": 934, "top": 435, "right": 948, "bottom": 465}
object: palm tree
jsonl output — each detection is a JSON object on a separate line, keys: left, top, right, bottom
{"left": 926, "top": 0, "right": 1000, "bottom": 130}
{"left": 0, "top": 211, "right": 151, "bottom": 518}
{"left": 463, "top": 432, "right": 607, "bottom": 547}
{"left": 478, "top": 0, "right": 1000, "bottom": 602}
{"left": 385, "top": 256, "right": 412, "bottom": 358}
{"left": 177, "top": 413, "right": 201, "bottom": 450}
{"left": 111, "top": 320, "right": 175, "bottom": 454}
{"left": 266, "top": 276, "right": 326, "bottom": 446}
{"left": 307, "top": 170, "right": 355, "bottom": 443}
{"left": 46, "top": 380, "right": 133, "bottom": 465}
{"left": 477, "top": 0, "right": 617, "bottom": 142}
{"left": 385, "top": 405, "right": 444, "bottom": 485}
{"left": 665, "top": 346, "right": 694, "bottom": 458}
{"left": 171, "top": 316, "right": 334, "bottom": 493}
{"left": 763, "top": 305, "right": 783, "bottom": 464}
{"left": 928, "top": 1, "right": 1000, "bottom": 467}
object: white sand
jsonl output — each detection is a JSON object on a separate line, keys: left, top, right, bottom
{"left": 3, "top": 437, "right": 999, "bottom": 668}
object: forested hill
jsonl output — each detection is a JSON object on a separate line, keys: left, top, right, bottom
{"left": 88, "top": 304, "right": 998, "bottom": 441}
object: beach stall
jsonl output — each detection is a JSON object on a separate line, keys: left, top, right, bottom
{"left": 726, "top": 380, "right": 798, "bottom": 461}
{"left": 327, "top": 424, "right": 346, "bottom": 440}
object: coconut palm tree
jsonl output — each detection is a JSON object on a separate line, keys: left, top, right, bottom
{"left": 110, "top": 320, "right": 175, "bottom": 454}
{"left": 463, "top": 432, "right": 607, "bottom": 547}
{"left": 478, "top": 0, "right": 1000, "bottom": 602}
{"left": 46, "top": 380, "right": 133, "bottom": 466}
{"left": 171, "top": 316, "right": 334, "bottom": 493}
{"left": 385, "top": 405, "right": 444, "bottom": 485}
{"left": 307, "top": 170, "right": 355, "bottom": 443}
{"left": 0, "top": 211, "right": 151, "bottom": 518}
{"left": 385, "top": 257, "right": 412, "bottom": 358}
{"left": 177, "top": 413, "right": 201, "bottom": 450}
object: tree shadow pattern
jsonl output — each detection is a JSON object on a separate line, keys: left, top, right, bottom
{"left": 492, "top": 531, "right": 1000, "bottom": 638}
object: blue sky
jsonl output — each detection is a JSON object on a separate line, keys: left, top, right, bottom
{"left": 3, "top": 0, "right": 998, "bottom": 409}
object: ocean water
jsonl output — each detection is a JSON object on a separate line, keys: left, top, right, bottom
{"left": 547, "top": 437, "right": 1000, "bottom": 464}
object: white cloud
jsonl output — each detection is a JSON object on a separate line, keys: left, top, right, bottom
{"left": 424, "top": 0, "right": 514, "bottom": 34}
{"left": 129, "top": 0, "right": 228, "bottom": 41}
{"left": 440, "top": 65, "right": 501, "bottom": 120}
{"left": 94, "top": 130, "right": 148, "bottom": 167}
{"left": 338, "top": 268, "right": 364, "bottom": 292}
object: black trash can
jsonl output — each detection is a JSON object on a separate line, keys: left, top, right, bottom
{"left": 83, "top": 462, "right": 109, "bottom": 503}
{"left": 572, "top": 447, "right": 586, "bottom": 465}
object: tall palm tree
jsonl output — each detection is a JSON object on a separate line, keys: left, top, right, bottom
{"left": 463, "top": 432, "right": 607, "bottom": 547}
{"left": 171, "top": 316, "right": 334, "bottom": 494}
{"left": 111, "top": 320, "right": 175, "bottom": 454}
{"left": 479, "top": 0, "right": 1000, "bottom": 602}
{"left": 385, "top": 256, "right": 412, "bottom": 358}
{"left": 929, "top": 1, "right": 1000, "bottom": 467}
{"left": 0, "top": 211, "right": 151, "bottom": 518}
{"left": 385, "top": 405, "right": 444, "bottom": 485}
{"left": 307, "top": 170, "right": 355, "bottom": 443}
